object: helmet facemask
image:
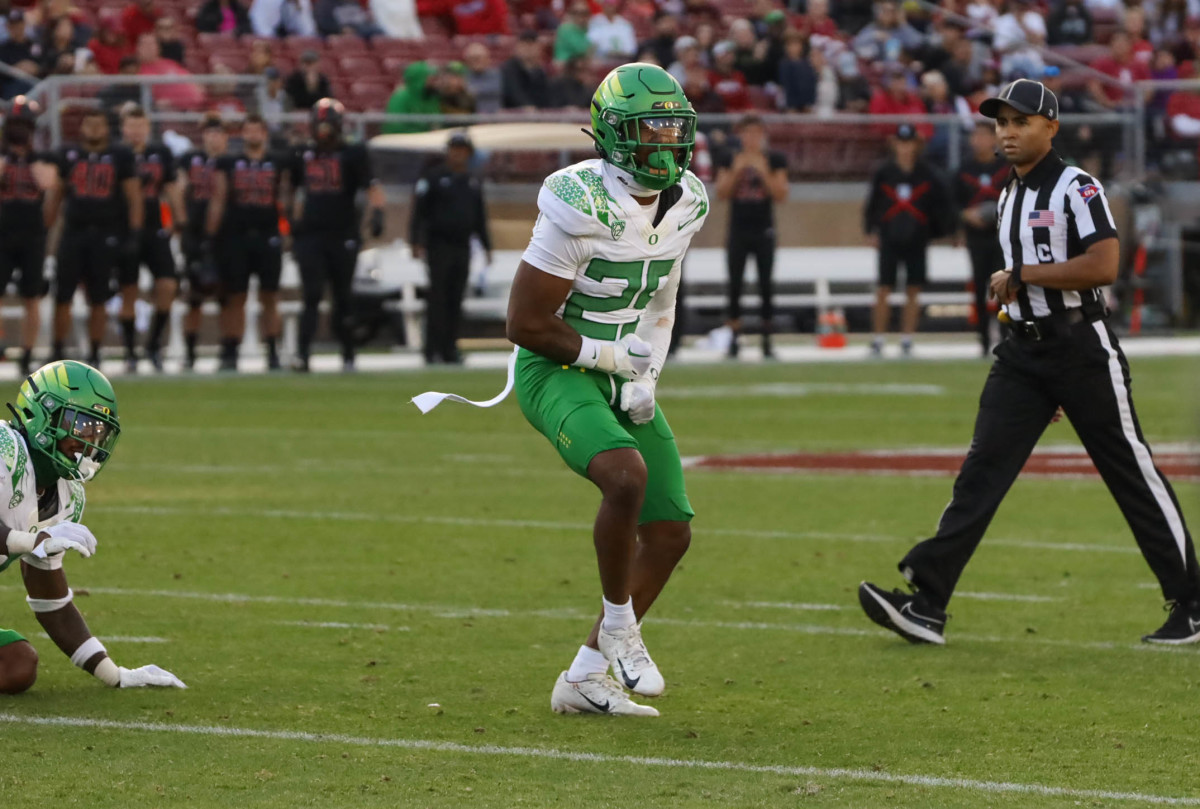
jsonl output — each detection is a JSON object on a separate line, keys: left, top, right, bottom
{"left": 13, "top": 395, "right": 121, "bottom": 482}
{"left": 602, "top": 111, "right": 696, "bottom": 192}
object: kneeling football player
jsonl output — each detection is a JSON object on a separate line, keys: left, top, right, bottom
{"left": 0, "top": 361, "right": 185, "bottom": 693}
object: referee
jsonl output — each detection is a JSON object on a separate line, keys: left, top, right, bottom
{"left": 858, "top": 79, "right": 1200, "bottom": 646}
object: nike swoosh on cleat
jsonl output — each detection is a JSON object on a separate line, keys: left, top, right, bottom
{"left": 579, "top": 692, "right": 611, "bottom": 713}
{"left": 1190, "top": 618, "right": 1200, "bottom": 634}
{"left": 900, "top": 602, "right": 944, "bottom": 627}
{"left": 616, "top": 660, "right": 640, "bottom": 690}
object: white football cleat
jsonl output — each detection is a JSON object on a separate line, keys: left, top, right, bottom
{"left": 598, "top": 623, "right": 665, "bottom": 697}
{"left": 550, "top": 671, "right": 659, "bottom": 717}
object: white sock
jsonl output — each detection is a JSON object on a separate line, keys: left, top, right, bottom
{"left": 566, "top": 645, "right": 609, "bottom": 682}
{"left": 601, "top": 596, "right": 636, "bottom": 632}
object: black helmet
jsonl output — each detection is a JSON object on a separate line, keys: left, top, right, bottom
{"left": 310, "top": 97, "right": 344, "bottom": 135}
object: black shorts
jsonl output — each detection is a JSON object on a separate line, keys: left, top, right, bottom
{"left": 878, "top": 241, "right": 928, "bottom": 288}
{"left": 118, "top": 227, "right": 177, "bottom": 286}
{"left": 221, "top": 229, "right": 283, "bottom": 294}
{"left": 55, "top": 226, "right": 121, "bottom": 304}
{"left": 180, "top": 227, "right": 220, "bottom": 300}
{"left": 0, "top": 231, "right": 46, "bottom": 298}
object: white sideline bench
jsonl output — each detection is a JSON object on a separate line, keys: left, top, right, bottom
{"left": 6, "top": 245, "right": 975, "bottom": 356}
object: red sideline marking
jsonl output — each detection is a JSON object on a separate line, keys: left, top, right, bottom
{"left": 691, "top": 449, "right": 1200, "bottom": 481}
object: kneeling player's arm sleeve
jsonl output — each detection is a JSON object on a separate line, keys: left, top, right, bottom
{"left": 21, "top": 562, "right": 116, "bottom": 683}
{"left": 634, "top": 260, "right": 680, "bottom": 382}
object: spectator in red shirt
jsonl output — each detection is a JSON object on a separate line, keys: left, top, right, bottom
{"left": 87, "top": 12, "right": 129, "bottom": 75}
{"left": 709, "top": 41, "right": 751, "bottom": 111}
{"left": 869, "top": 64, "right": 932, "bottom": 138}
{"left": 801, "top": 0, "right": 841, "bottom": 40}
{"left": 121, "top": 0, "right": 160, "bottom": 45}
{"left": 1124, "top": 6, "right": 1154, "bottom": 67}
{"left": 1090, "top": 30, "right": 1152, "bottom": 108}
{"left": 452, "top": 0, "right": 511, "bottom": 36}
{"left": 136, "top": 32, "right": 204, "bottom": 109}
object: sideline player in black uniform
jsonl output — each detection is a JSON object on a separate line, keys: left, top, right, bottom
{"left": 46, "top": 109, "right": 142, "bottom": 367}
{"left": 954, "top": 121, "right": 1008, "bottom": 357}
{"left": 175, "top": 113, "right": 228, "bottom": 370}
{"left": 208, "top": 114, "right": 290, "bottom": 371}
{"left": 863, "top": 124, "right": 952, "bottom": 356}
{"left": 859, "top": 79, "right": 1200, "bottom": 645}
{"left": 291, "top": 98, "right": 385, "bottom": 372}
{"left": 0, "top": 96, "right": 56, "bottom": 376}
{"left": 119, "top": 105, "right": 183, "bottom": 372}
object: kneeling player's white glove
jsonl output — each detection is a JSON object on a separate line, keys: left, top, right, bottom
{"left": 118, "top": 664, "right": 187, "bottom": 689}
{"left": 620, "top": 380, "right": 657, "bottom": 425}
{"left": 32, "top": 522, "right": 97, "bottom": 560}
{"left": 576, "top": 334, "right": 653, "bottom": 380}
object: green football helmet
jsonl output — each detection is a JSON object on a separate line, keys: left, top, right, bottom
{"left": 9, "top": 361, "right": 120, "bottom": 483}
{"left": 589, "top": 62, "right": 697, "bottom": 191}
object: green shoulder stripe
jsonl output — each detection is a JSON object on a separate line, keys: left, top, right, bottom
{"left": 545, "top": 173, "right": 592, "bottom": 216}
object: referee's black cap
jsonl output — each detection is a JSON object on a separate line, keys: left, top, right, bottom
{"left": 980, "top": 79, "right": 1059, "bottom": 121}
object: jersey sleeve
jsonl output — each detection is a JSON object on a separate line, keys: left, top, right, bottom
{"left": 353, "top": 143, "right": 375, "bottom": 188}
{"left": 1065, "top": 173, "right": 1118, "bottom": 250}
{"left": 536, "top": 168, "right": 609, "bottom": 238}
{"left": 769, "top": 151, "right": 788, "bottom": 172}
{"left": 675, "top": 170, "right": 710, "bottom": 238}
{"left": 521, "top": 212, "right": 593, "bottom": 280}
{"left": 162, "top": 147, "right": 178, "bottom": 183}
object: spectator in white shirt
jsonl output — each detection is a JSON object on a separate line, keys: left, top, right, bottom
{"left": 667, "top": 35, "right": 702, "bottom": 86}
{"left": 250, "top": 0, "right": 316, "bottom": 37}
{"left": 587, "top": 0, "right": 636, "bottom": 61}
{"left": 993, "top": 0, "right": 1046, "bottom": 78}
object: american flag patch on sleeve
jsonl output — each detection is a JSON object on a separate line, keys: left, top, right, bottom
{"left": 1027, "top": 210, "right": 1056, "bottom": 228}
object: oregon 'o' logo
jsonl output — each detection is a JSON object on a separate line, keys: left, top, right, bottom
{"left": 648, "top": 233, "right": 659, "bottom": 245}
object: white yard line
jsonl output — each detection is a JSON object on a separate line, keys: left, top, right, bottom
{"left": 954, "top": 592, "right": 1062, "bottom": 603}
{"left": 723, "top": 600, "right": 847, "bottom": 611}
{"left": 86, "top": 504, "right": 1139, "bottom": 554}
{"left": 35, "top": 633, "right": 167, "bottom": 643}
{"left": 274, "top": 620, "right": 406, "bottom": 632}
{"left": 0, "top": 713, "right": 1195, "bottom": 805}
{"left": 9, "top": 584, "right": 1196, "bottom": 656}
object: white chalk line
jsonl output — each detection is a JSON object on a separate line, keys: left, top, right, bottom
{"left": 0, "top": 713, "right": 1196, "bottom": 805}
{"left": 955, "top": 592, "right": 1062, "bottom": 603}
{"left": 85, "top": 504, "right": 1139, "bottom": 555}
{"left": 659, "top": 382, "right": 946, "bottom": 398}
{"left": 274, "top": 620, "right": 407, "bottom": 632}
{"left": 13, "top": 584, "right": 1198, "bottom": 657}
{"left": 34, "top": 633, "right": 167, "bottom": 644}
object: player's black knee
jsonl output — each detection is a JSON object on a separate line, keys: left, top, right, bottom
{"left": 0, "top": 641, "right": 38, "bottom": 695}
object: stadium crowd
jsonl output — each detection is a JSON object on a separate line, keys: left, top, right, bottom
{"left": 0, "top": 0, "right": 1193, "bottom": 128}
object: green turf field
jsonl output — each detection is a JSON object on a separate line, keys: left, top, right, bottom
{"left": 2, "top": 353, "right": 1199, "bottom": 807}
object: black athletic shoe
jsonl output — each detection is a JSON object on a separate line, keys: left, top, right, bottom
{"left": 1142, "top": 600, "right": 1200, "bottom": 645}
{"left": 267, "top": 351, "right": 282, "bottom": 371}
{"left": 858, "top": 581, "right": 947, "bottom": 645}
{"left": 147, "top": 348, "right": 164, "bottom": 373}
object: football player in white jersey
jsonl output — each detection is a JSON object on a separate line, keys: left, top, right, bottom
{"left": 505, "top": 64, "right": 709, "bottom": 716}
{"left": 0, "top": 361, "right": 185, "bottom": 693}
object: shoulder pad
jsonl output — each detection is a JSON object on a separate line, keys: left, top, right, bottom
{"left": 538, "top": 164, "right": 625, "bottom": 240}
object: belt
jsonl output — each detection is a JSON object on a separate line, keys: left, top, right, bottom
{"left": 1008, "top": 308, "right": 1105, "bottom": 342}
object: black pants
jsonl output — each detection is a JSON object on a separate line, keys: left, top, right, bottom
{"left": 965, "top": 230, "right": 1004, "bottom": 354}
{"left": 295, "top": 231, "right": 358, "bottom": 362}
{"left": 424, "top": 241, "right": 470, "bottom": 363}
{"left": 900, "top": 315, "right": 1198, "bottom": 609}
{"left": 727, "top": 229, "right": 775, "bottom": 328}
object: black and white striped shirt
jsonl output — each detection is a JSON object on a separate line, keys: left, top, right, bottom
{"left": 995, "top": 150, "right": 1117, "bottom": 321}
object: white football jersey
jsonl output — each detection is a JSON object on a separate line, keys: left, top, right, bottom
{"left": 0, "top": 422, "right": 86, "bottom": 574}
{"left": 521, "top": 159, "right": 709, "bottom": 341}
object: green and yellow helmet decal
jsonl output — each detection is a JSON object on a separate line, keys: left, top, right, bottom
{"left": 589, "top": 62, "right": 697, "bottom": 191}
{"left": 10, "top": 361, "right": 120, "bottom": 482}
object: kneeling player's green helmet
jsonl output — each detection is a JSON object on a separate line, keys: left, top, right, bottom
{"left": 589, "top": 62, "right": 696, "bottom": 192}
{"left": 10, "top": 361, "right": 120, "bottom": 482}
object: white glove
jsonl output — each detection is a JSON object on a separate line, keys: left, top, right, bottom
{"left": 32, "top": 522, "right": 97, "bottom": 560}
{"left": 118, "top": 664, "right": 187, "bottom": 689}
{"left": 612, "top": 333, "right": 654, "bottom": 380}
{"left": 620, "top": 379, "right": 657, "bottom": 425}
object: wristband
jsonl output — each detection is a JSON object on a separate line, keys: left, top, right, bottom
{"left": 93, "top": 656, "right": 120, "bottom": 687}
{"left": 70, "top": 637, "right": 106, "bottom": 668}
{"left": 5, "top": 529, "right": 40, "bottom": 555}
{"left": 575, "top": 336, "right": 619, "bottom": 374}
